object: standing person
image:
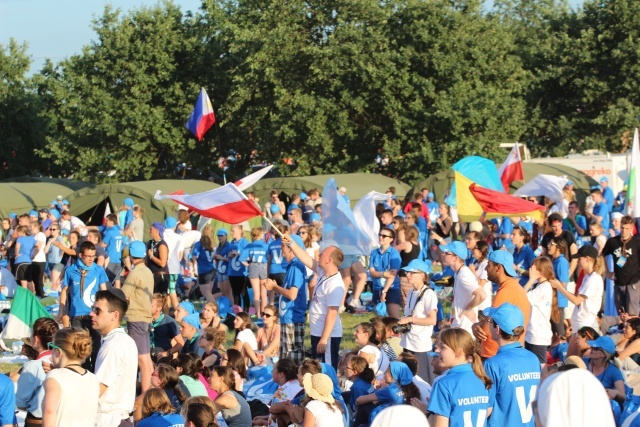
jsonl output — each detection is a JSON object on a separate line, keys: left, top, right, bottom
{"left": 228, "top": 224, "right": 249, "bottom": 307}
{"left": 14, "top": 225, "right": 34, "bottom": 292}
{"left": 482, "top": 303, "right": 541, "bottom": 427}
{"left": 136, "top": 388, "right": 184, "bottom": 427}
{"left": 511, "top": 227, "right": 535, "bottom": 287}
{"left": 563, "top": 201, "right": 588, "bottom": 246}
{"left": 602, "top": 214, "right": 640, "bottom": 315}
{"left": 263, "top": 234, "right": 307, "bottom": 363}
{"left": 45, "top": 222, "right": 65, "bottom": 290}
{"left": 90, "top": 288, "right": 139, "bottom": 427}
{"left": 369, "top": 228, "right": 402, "bottom": 317}
{"left": 548, "top": 237, "right": 570, "bottom": 336}
{"left": 59, "top": 241, "right": 110, "bottom": 371}
{"left": 161, "top": 217, "right": 184, "bottom": 310}
{"left": 395, "top": 226, "right": 421, "bottom": 306}
{"left": 267, "top": 224, "right": 289, "bottom": 305}
{"left": 240, "top": 226, "right": 269, "bottom": 316}
{"left": 441, "top": 241, "right": 486, "bottom": 335}
{"left": 30, "top": 221, "right": 47, "bottom": 298}
{"left": 42, "top": 328, "right": 100, "bottom": 427}
{"left": 213, "top": 228, "right": 233, "bottom": 304}
{"left": 427, "top": 328, "right": 493, "bottom": 427}
{"left": 191, "top": 225, "right": 217, "bottom": 302}
{"left": 121, "top": 241, "right": 155, "bottom": 393}
{"left": 87, "top": 230, "right": 108, "bottom": 268}
{"left": 395, "top": 259, "right": 438, "bottom": 384}
{"left": 283, "top": 234, "right": 345, "bottom": 370}
{"left": 146, "top": 222, "right": 169, "bottom": 295}
{"left": 472, "top": 241, "right": 492, "bottom": 311}
{"left": 472, "top": 250, "right": 531, "bottom": 358}
{"left": 540, "top": 213, "right": 578, "bottom": 276}
{"left": 125, "top": 205, "right": 144, "bottom": 242}
{"left": 102, "top": 214, "right": 124, "bottom": 288}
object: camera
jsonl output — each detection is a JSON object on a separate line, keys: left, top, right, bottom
{"left": 392, "top": 323, "right": 412, "bottom": 334}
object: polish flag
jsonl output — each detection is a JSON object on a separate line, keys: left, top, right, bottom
{"left": 498, "top": 142, "right": 525, "bottom": 192}
{"left": 155, "top": 183, "right": 262, "bottom": 223}
{"left": 234, "top": 165, "right": 274, "bottom": 191}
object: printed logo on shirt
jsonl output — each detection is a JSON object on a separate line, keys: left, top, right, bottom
{"left": 614, "top": 247, "right": 633, "bottom": 258}
{"left": 82, "top": 278, "right": 98, "bottom": 307}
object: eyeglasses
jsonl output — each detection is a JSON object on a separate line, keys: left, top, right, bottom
{"left": 47, "top": 342, "right": 60, "bottom": 350}
{"left": 549, "top": 242, "right": 557, "bottom": 246}
{"left": 263, "top": 313, "right": 273, "bottom": 318}
{"left": 379, "top": 234, "right": 393, "bottom": 239}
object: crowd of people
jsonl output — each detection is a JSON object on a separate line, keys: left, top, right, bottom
{"left": 0, "top": 178, "right": 639, "bottom": 427}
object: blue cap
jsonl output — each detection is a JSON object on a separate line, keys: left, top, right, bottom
{"left": 287, "top": 203, "right": 299, "bottom": 212}
{"left": 440, "top": 241, "right": 467, "bottom": 260}
{"left": 428, "top": 192, "right": 434, "bottom": 199}
{"left": 217, "top": 228, "right": 228, "bottom": 236}
{"left": 49, "top": 209, "right": 60, "bottom": 220}
{"left": 600, "top": 176, "right": 608, "bottom": 183}
{"left": 164, "top": 217, "right": 177, "bottom": 229}
{"left": 483, "top": 303, "right": 524, "bottom": 334}
{"left": 179, "top": 301, "right": 196, "bottom": 315}
{"left": 129, "top": 241, "right": 146, "bottom": 258}
{"left": 29, "top": 210, "right": 38, "bottom": 217}
{"left": 270, "top": 204, "right": 281, "bottom": 214}
{"left": 300, "top": 192, "right": 308, "bottom": 200}
{"left": 151, "top": 222, "right": 165, "bottom": 237}
{"left": 9, "top": 213, "right": 16, "bottom": 220}
{"left": 401, "top": 259, "right": 432, "bottom": 274}
{"left": 216, "top": 296, "right": 232, "bottom": 319}
{"left": 123, "top": 198, "right": 134, "bottom": 207}
{"left": 587, "top": 336, "right": 615, "bottom": 354}
{"left": 62, "top": 199, "right": 69, "bottom": 205}
{"left": 590, "top": 185, "right": 602, "bottom": 191}
{"left": 488, "top": 250, "right": 517, "bottom": 277}
{"left": 182, "top": 313, "right": 201, "bottom": 330}
{"left": 310, "top": 213, "right": 321, "bottom": 222}
{"left": 290, "top": 234, "right": 305, "bottom": 248}
{"left": 566, "top": 180, "right": 574, "bottom": 186}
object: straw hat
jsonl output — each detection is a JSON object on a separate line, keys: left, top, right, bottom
{"left": 302, "top": 373, "right": 335, "bottom": 404}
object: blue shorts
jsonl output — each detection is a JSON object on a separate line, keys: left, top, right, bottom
{"left": 372, "top": 288, "right": 401, "bottom": 305}
{"left": 339, "top": 255, "right": 359, "bottom": 270}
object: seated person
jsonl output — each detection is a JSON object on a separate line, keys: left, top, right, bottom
{"left": 150, "top": 293, "right": 184, "bottom": 359}
{"left": 0, "top": 267, "right": 18, "bottom": 299}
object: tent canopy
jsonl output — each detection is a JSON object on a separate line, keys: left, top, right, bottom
{"left": 1, "top": 176, "right": 89, "bottom": 192}
{"left": 66, "top": 180, "right": 220, "bottom": 240}
{"left": 410, "top": 162, "right": 599, "bottom": 210}
{"left": 246, "top": 173, "right": 410, "bottom": 208}
{"left": 0, "top": 181, "right": 91, "bottom": 218}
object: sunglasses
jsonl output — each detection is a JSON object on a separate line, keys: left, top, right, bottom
{"left": 379, "top": 234, "right": 393, "bottom": 239}
{"left": 91, "top": 306, "right": 110, "bottom": 315}
{"left": 263, "top": 313, "right": 273, "bottom": 318}
{"left": 50, "top": 228, "right": 59, "bottom": 231}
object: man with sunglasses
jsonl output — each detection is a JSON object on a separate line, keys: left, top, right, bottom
{"left": 59, "top": 240, "right": 110, "bottom": 371}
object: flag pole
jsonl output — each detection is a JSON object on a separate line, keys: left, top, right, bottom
{"left": 261, "top": 215, "right": 286, "bottom": 239}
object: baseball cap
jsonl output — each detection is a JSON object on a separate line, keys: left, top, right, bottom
{"left": 590, "top": 185, "right": 602, "bottom": 192}
{"left": 587, "top": 336, "right": 615, "bottom": 354}
{"left": 106, "top": 286, "right": 128, "bottom": 304}
{"left": 488, "top": 250, "right": 517, "bottom": 277}
{"left": 612, "top": 212, "right": 623, "bottom": 220}
{"left": 9, "top": 213, "right": 16, "bottom": 220}
{"left": 217, "top": 228, "right": 228, "bottom": 236}
{"left": 129, "top": 241, "right": 146, "bottom": 258}
{"left": 468, "top": 221, "right": 483, "bottom": 233}
{"left": 151, "top": 222, "right": 165, "bottom": 238}
{"left": 29, "top": 210, "right": 38, "bottom": 217}
{"left": 401, "top": 259, "right": 432, "bottom": 275}
{"left": 182, "top": 313, "right": 201, "bottom": 330}
{"left": 566, "top": 180, "right": 574, "bottom": 186}
{"left": 440, "top": 241, "right": 467, "bottom": 261}
{"left": 39, "top": 208, "right": 49, "bottom": 214}
{"left": 178, "top": 301, "right": 196, "bottom": 315}
{"left": 164, "top": 217, "right": 178, "bottom": 229}
{"left": 600, "top": 176, "right": 608, "bottom": 183}
{"left": 571, "top": 245, "right": 598, "bottom": 261}
{"left": 428, "top": 192, "right": 434, "bottom": 199}
{"left": 56, "top": 195, "right": 63, "bottom": 200}
{"left": 300, "top": 192, "right": 308, "bottom": 200}
{"left": 483, "top": 303, "right": 524, "bottom": 335}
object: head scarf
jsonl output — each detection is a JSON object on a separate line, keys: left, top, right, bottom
{"left": 389, "top": 361, "right": 414, "bottom": 386}
{"left": 536, "top": 369, "right": 615, "bottom": 427}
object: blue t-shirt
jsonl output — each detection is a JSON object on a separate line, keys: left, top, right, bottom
{"left": 374, "top": 382, "right": 405, "bottom": 405}
{"left": 215, "top": 241, "right": 233, "bottom": 275}
{"left": 495, "top": 218, "right": 515, "bottom": 252}
{"left": 137, "top": 412, "right": 185, "bottom": 427}
{"left": 192, "top": 241, "right": 216, "bottom": 275}
{"left": 61, "top": 262, "right": 110, "bottom": 317}
{"left": 563, "top": 215, "right": 588, "bottom": 247}
{"left": 47, "top": 236, "right": 65, "bottom": 264}
{"left": 583, "top": 359, "right": 625, "bottom": 389}
{"left": 15, "top": 235, "right": 35, "bottom": 263}
{"left": 369, "top": 247, "right": 402, "bottom": 291}
{"left": 241, "top": 240, "right": 269, "bottom": 264}
{"left": 0, "top": 374, "right": 16, "bottom": 426}
{"left": 228, "top": 238, "right": 249, "bottom": 277}
{"left": 550, "top": 342, "right": 568, "bottom": 362}
{"left": 427, "top": 201, "right": 440, "bottom": 223}
{"left": 552, "top": 255, "right": 570, "bottom": 308}
{"left": 593, "top": 201, "right": 610, "bottom": 236}
{"left": 428, "top": 363, "right": 492, "bottom": 427}
{"left": 268, "top": 239, "right": 288, "bottom": 274}
{"left": 603, "top": 187, "right": 615, "bottom": 212}
{"left": 103, "top": 225, "right": 124, "bottom": 263}
{"left": 513, "top": 245, "right": 535, "bottom": 286}
{"left": 124, "top": 209, "right": 134, "bottom": 227}
{"left": 349, "top": 378, "right": 375, "bottom": 411}
{"left": 279, "top": 258, "right": 307, "bottom": 324}
{"left": 484, "top": 343, "right": 541, "bottom": 427}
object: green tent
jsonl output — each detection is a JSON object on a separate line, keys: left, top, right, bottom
{"left": 246, "top": 173, "right": 410, "bottom": 208}
{"left": 410, "top": 162, "right": 599, "bottom": 209}
{"left": 0, "top": 181, "right": 90, "bottom": 218}
{"left": 65, "top": 180, "right": 221, "bottom": 240}
{"left": 1, "top": 176, "right": 88, "bottom": 192}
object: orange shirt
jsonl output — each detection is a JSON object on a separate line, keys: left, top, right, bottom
{"left": 480, "top": 277, "right": 532, "bottom": 358}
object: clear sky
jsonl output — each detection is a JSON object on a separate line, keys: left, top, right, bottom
{"left": 1, "top": 0, "right": 584, "bottom": 74}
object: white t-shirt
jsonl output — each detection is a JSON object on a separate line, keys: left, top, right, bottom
{"left": 163, "top": 230, "right": 185, "bottom": 274}
{"left": 305, "top": 399, "right": 343, "bottom": 427}
{"left": 236, "top": 328, "right": 258, "bottom": 351}
{"left": 451, "top": 266, "right": 480, "bottom": 335}
{"left": 359, "top": 344, "right": 389, "bottom": 377}
{"left": 46, "top": 367, "right": 100, "bottom": 427}
{"left": 305, "top": 242, "right": 320, "bottom": 277}
{"left": 474, "top": 260, "right": 492, "bottom": 311}
{"left": 95, "top": 328, "right": 139, "bottom": 427}
{"left": 0, "top": 267, "right": 18, "bottom": 298}
{"left": 271, "top": 379, "right": 303, "bottom": 404}
{"left": 309, "top": 270, "right": 345, "bottom": 337}
{"left": 525, "top": 280, "right": 553, "bottom": 346}
{"left": 32, "top": 232, "right": 47, "bottom": 262}
{"left": 413, "top": 374, "right": 432, "bottom": 406}
{"left": 400, "top": 286, "right": 438, "bottom": 352}
{"left": 572, "top": 272, "right": 604, "bottom": 330}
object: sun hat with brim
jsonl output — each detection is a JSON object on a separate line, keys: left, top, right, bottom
{"left": 483, "top": 302, "right": 524, "bottom": 335}
{"left": 488, "top": 250, "right": 517, "bottom": 277}
{"left": 303, "top": 373, "right": 335, "bottom": 404}
{"left": 587, "top": 336, "right": 615, "bottom": 355}
{"left": 440, "top": 241, "right": 468, "bottom": 261}
{"left": 564, "top": 355, "right": 587, "bottom": 370}
{"left": 401, "top": 259, "right": 432, "bottom": 275}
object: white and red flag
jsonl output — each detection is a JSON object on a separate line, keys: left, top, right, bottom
{"left": 497, "top": 141, "right": 525, "bottom": 192}
{"left": 234, "top": 165, "right": 273, "bottom": 191}
{"left": 155, "top": 183, "right": 262, "bottom": 224}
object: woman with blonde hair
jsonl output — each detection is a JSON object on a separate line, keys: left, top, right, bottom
{"left": 137, "top": 388, "right": 184, "bottom": 427}
{"left": 42, "top": 328, "right": 100, "bottom": 427}
{"left": 241, "top": 227, "right": 269, "bottom": 316}
{"left": 589, "top": 221, "right": 607, "bottom": 254}
{"left": 200, "top": 300, "right": 228, "bottom": 333}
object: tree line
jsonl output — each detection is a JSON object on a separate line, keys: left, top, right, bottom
{"left": 2, "top": 0, "right": 639, "bottom": 184}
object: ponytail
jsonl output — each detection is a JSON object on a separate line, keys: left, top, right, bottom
{"left": 440, "top": 328, "right": 493, "bottom": 390}
{"left": 593, "top": 255, "right": 605, "bottom": 276}
{"left": 471, "top": 353, "right": 493, "bottom": 390}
